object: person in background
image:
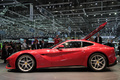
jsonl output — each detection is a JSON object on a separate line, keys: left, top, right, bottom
{"left": 27, "top": 43, "right": 32, "bottom": 50}
{"left": 88, "top": 36, "right": 94, "bottom": 41}
{"left": 1, "top": 42, "right": 12, "bottom": 63}
{"left": 21, "top": 39, "right": 28, "bottom": 50}
{"left": 34, "top": 37, "right": 38, "bottom": 44}
{"left": 65, "top": 38, "right": 67, "bottom": 41}
{"left": 40, "top": 39, "right": 46, "bottom": 49}
{"left": 72, "top": 37, "right": 75, "bottom": 40}
{"left": 1, "top": 42, "right": 8, "bottom": 63}
{"left": 10, "top": 41, "right": 15, "bottom": 51}
{"left": 105, "top": 39, "right": 114, "bottom": 47}
{"left": 118, "top": 41, "right": 120, "bottom": 56}
{"left": 109, "top": 40, "right": 114, "bottom": 47}
{"left": 59, "top": 38, "right": 63, "bottom": 42}
{"left": 32, "top": 41, "right": 39, "bottom": 49}
{"left": 94, "top": 33, "right": 102, "bottom": 44}
{"left": 54, "top": 35, "right": 60, "bottom": 45}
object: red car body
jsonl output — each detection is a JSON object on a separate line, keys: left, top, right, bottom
{"left": 6, "top": 22, "right": 117, "bottom": 71}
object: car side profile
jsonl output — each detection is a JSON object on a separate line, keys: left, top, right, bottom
{"left": 6, "top": 22, "right": 117, "bottom": 72}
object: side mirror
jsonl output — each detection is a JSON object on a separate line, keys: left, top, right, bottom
{"left": 57, "top": 45, "right": 64, "bottom": 50}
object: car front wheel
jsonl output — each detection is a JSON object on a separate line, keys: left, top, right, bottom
{"left": 88, "top": 53, "right": 107, "bottom": 71}
{"left": 17, "top": 55, "right": 35, "bottom": 72}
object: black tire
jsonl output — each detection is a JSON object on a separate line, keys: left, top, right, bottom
{"left": 88, "top": 53, "right": 107, "bottom": 71}
{"left": 16, "top": 55, "right": 35, "bottom": 72}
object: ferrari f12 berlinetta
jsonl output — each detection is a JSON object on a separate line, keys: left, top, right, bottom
{"left": 6, "top": 22, "right": 117, "bottom": 72}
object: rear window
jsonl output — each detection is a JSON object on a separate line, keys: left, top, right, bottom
{"left": 82, "top": 42, "right": 93, "bottom": 47}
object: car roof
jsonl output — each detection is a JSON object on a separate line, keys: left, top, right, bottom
{"left": 65, "top": 39, "right": 94, "bottom": 43}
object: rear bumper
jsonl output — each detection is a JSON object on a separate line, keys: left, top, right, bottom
{"left": 108, "top": 59, "right": 118, "bottom": 67}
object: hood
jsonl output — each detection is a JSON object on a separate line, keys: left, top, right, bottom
{"left": 83, "top": 22, "right": 107, "bottom": 40}
{"left": 18, "top": 49, "right": 52, "bottom": 54}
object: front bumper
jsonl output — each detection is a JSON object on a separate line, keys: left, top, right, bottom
{"left": 108, "top": 59, "right": 118, "bottom": 67}
{"left": 6, "top": 63, "right": 15, "bottom": 69}
{"left": 6, "top": 57, "right": 16, "bottom": 69}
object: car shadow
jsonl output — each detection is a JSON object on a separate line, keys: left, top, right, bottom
{"left": 7, "top": 67, "right": 113, "bottom": 73}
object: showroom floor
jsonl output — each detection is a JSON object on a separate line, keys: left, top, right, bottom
{"left": 0, "top": 58, "right": 120, "bottom": 80}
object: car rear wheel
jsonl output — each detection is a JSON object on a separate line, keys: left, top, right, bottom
{"left": 88, "top": 53, "right": 107, "bottom": 71}
{"left": 17, "top": 55, "right": 35, "bottom": 72}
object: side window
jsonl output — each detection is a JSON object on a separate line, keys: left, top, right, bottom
{"left": 82, "top": 42, "right": 93, "bottom": 47}
{"left": 62, "top": 41, "right": 81, "bottom": 48}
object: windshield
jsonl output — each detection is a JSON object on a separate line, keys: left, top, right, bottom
{"left": 49, "top": 41, "right": 64, "bottom": 49}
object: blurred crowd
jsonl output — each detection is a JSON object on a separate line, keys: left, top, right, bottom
{"left": 1, "top": 36, "right": 62, "bottom": 63}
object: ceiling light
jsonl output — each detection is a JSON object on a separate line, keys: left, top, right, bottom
{"left": 86, "top": 15, "right": 89, "bottom": 17}
{"left": 49, "top": 6, "right": 51, "bottom": 8}
{"left": 72, "top": 6, "right": 74, "bottom": 8}
{"left": 101, "top": 14, "right": 103, "bottom": 16}
{"left": 72, "top": 9, "right": 75, "bottom": 11}
{"left": 52, "top": 6, "right": 54, "bottom": 8}
{"left": 3, "top": 5, "right": 5, "bottom": 7}
{"left": 91, "top": 4, "right": 93, "bottom": 6}
{"left": 80, "top": 5, "right": 82, "bottom": 7}
{"left": 55, "top": 11, "right": 58, "bottom": 12}
{"left": 109, "top": 13, "right": 111, "bottom": 15}
{"left": 114, "top": 12, "right": 117, "bottom": 15}
{"left": 95, "top": 3, "right": 98, "bottom": 5}
{"left": 112, "top": 2, "right": 114, "bottom": 4}
{"left": 106, "top": 19, "right": 108, "bottom": 22}
{"left": 92, "top": 9, "right": 94, "bottom": 11}
{"left": 59, "top": 5, "right": 61, "bottom": 7}
{"left": 94, "top": 15, "right": 96, "bottom": 17}
{"left": 98, "top": 19, "right": 99, "bottom": 22}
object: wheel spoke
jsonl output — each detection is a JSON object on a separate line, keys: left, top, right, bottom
{"left": 99, "top": 57, "right": 103, "bottom": 61}
{"left": 21, "top": 64, "right": 25, "bottom": 69}
{"left": 96, "top": 64, "right": 99, "bottom": 68}
{"left": 25, "top": 65, "right": 28, "bottom": 69}
{"left": 27, "top": 60, "right": 32, "bottom": 63}
{"left": 94, "top": 63, "right": 97, "bottom": 68}
{"left": 20, "top": 60, "right": 25, "bottom": 63}
{"left": 99, "top": 60, "right": 104, "bottom": 64}
{"left": 27, "top": 64, "right": 31, "bottom": 68}
{"left": 98, "top": 64, "right": 102, "bottom": 68}
{"left": 91, "top": 60, "right": 97, "bottom": 61}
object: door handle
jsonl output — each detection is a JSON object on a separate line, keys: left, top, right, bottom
{"left": 41, "top": 54, "right": 47, "bottom": 55}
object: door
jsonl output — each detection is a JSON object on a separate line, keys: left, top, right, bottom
{"left": 38, "top": 49, "right": 63, "bottom": 67}
{"left": 52, "top": 41, "right": 85, "bottom": 67}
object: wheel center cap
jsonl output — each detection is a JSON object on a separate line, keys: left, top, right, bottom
{"left": 25, "top": 62, "right": 28, "bottom": 65}
{"left": 97, "top": 61, "right": 99, "bottom": 64}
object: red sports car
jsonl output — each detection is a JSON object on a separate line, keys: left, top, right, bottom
{"left": 6, "top": 22, "right": 117, "bottom": 72}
